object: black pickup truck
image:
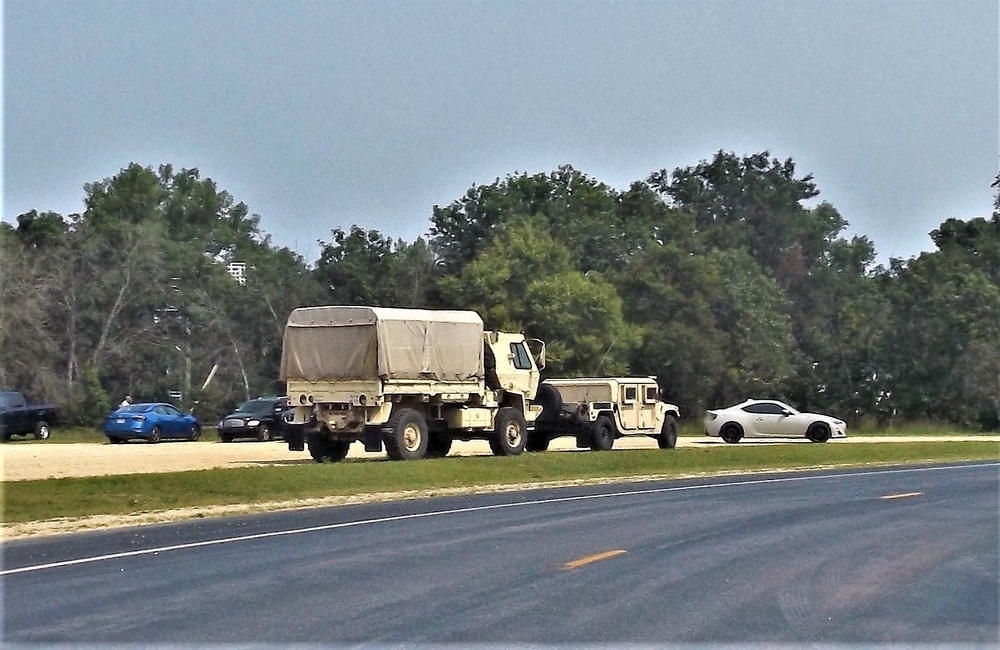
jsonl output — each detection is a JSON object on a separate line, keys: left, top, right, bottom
{"left": 0, "top": 391, "right": 57, "bottom": 441}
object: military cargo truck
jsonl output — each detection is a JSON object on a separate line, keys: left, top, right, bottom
{"left": 528, "top": 377, "right": 680, "bottom": 451}
{"left": 280, "top": 306, "right": 544, "bottom": 462}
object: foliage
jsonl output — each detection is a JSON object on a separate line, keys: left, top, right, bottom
{"left": 2, "top": 153, "right": 997, "bottom": 429}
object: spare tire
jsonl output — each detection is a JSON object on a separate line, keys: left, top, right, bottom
{"left": 533, "top": 383, "right": 563, "bottom": 421}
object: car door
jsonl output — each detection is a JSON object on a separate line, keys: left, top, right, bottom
{"left": 743, "top": 402, "right": 784, "bottom": 436}
{"left": 160, "top": 404, "right": 183, "bottom": 436}
{"left": 618, "top": 384, "right": 640, "bottom": 431}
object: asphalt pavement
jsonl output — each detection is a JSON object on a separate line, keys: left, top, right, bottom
{"left": 2, "top": 461, "right": 997, "bottom": 645}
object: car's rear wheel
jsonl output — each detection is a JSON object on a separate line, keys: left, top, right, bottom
{"left": 256, "top": 425, "right": 271, "bottom": 442}
{"left": 806, "top": 422, "right": 831, "bottom": 443}
{"left": 720, "top": 422, "right": 743, "bottom": 444}
{"left": 34, "top": 421, "right": 51, "bottom": 440}
{"left": 590, "top": 416, "right": 615, "bottom": 451}
{"left": 658, "top": 415, "right": 678, "bottom": 449}
{"left": 148, "top": 426, "right": 162, "bottom": 444}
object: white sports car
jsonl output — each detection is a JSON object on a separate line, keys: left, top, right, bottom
{"left": 704, "top": 399, "right": 847, "bottom": 443}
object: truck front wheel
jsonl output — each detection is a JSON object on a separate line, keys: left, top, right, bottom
{"left": 489, "top": 407, "right": 527, "bottom": 456}
{"left": 385, "top": 408, "right": 428, "bottom": 460}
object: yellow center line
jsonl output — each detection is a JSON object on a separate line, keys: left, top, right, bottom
{"left": 561, "top": 549, "right": 627, "bottom": 570}
{"left": 881, "top": 492, "right": 923, "bottom": 500}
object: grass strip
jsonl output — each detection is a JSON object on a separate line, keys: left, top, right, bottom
{"left": 3, "top": 441, "right": 997, "bottom": 524}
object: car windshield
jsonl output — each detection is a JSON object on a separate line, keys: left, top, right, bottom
{"left": 235, "top": 399, "right": 276, "bottom": 415}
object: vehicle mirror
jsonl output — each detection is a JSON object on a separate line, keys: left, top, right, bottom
{"left": 781, "top": 409, "right": 791, "bottom": 416}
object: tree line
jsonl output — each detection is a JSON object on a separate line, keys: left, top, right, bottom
{"left": 2, "top": 152, "right": 998, "bottom": 430}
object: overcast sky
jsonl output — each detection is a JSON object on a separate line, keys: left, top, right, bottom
{"left": 4, "top": 0, "right": 997, "bottom": 265}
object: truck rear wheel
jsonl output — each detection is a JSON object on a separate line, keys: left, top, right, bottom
{"left": 526, "top": 431, "right": 550, "bottom": 452}
{"left": 426, "top": 432, "right": 453, "bottom": 458}
{"left": 657, "top": 415, "right": 678, "bottom": 449}
{"left": 489, "top": 407, "right": 526, "bottom": 456}
{"left": 384, "top": 408, "right": 428, "bottom": 460}
{"left": 307, "top": 431, "right": 328, "bottom": 462}
{"left": 326, "top": 440, "right": 351, "bottom": 462}
{"left": 590, "top": 416, "right": 614, "bottom": 451}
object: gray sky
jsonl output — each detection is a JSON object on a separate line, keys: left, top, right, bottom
{"left": 4, "top": 0, "right": 997, "bottom": 265}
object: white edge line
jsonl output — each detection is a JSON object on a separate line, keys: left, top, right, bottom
{"left": 2, "top": 462, "right": 996, "bottom": 576}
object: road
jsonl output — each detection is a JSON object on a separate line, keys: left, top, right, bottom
{"left": 3, "top": 462, "right": 997, "bottom": 645}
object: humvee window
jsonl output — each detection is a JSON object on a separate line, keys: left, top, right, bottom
{"left": 645, "top": 386, "right": 658, "bottom": 402}
{"left": 624, "top": 386, "right": 637, "bottom": 402}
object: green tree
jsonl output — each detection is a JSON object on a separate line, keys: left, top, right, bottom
{"left": 438, "top": 217, "right": 634, "bottom": 376}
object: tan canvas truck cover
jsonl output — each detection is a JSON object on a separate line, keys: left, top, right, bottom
{"left": 279, "top": 306, "right": 485, "bottom": 383}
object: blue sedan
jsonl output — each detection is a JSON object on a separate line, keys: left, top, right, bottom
{"left": 103, "top": 403, "right": 202, "bottom": 444}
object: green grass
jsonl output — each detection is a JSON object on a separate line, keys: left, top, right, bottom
{"left": 3, "top": 441, "right": 997, "bottom": 524}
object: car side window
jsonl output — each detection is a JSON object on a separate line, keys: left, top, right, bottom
{"left": 164, "top": 405, "right": 181, "bottom": 417}
{"left": 623, "top": 386, "right": 638, "bottom": 403}
{"left": 743, "top": 403, "right": 771, "bottom": 414}
{"left": 744, "top": 402, "right": 785, "bottom": 415}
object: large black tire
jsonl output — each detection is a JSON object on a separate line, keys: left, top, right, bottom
{"left": 256, "top": 424, "right": 272, "bottom": 442}
{"left": 806, "top": 422, "right": 832, "bottom": 443}
{"left": 326, "top": 440, "right": 351, "bottom": 462}
{"left": 307, "top": 431, "right": 328, "bottom": 462}
{"left": 657, "top": 414, "right": 678, "bottom": 449}
{"left": 384, "top": 408, "right": 428, "bottom": 460}
{"left": 219, "top": 432, "right": 234, "bottom": 443}
{"left": 426, "top": 432, "right": 453, "bottom": 458}
{"left": 187, "top": 424, "right": 202, "bottom": 442}
{"left": 590, "top": 416, "right": 615, "bottom": 451}
{"left": 526, "top": 431, "right": 550, "bottom": 452}
{"left": 719, "top": 422, "right": 743, "bottom": 444}
{"left": 533, "top": 384, "right": 563, "bottom": 421}
{"left": 148, "top": 426, "right": 162, "bottom": 444}
{"left": 489, "top": 407, "right": 527, "bottom": 456}
{"left": 109, "top": 436, "right": 124, "bottom": 444}
{"left": 34, "top": 421, "right": 51, "bottom": 440}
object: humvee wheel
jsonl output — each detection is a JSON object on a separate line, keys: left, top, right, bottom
{"left": 489, "top": 407, "right": 527, "bottom": 456}
{"left": 385, "top": 408, "right": 428, "bottom": 460}
{"left": 590, "top": 416, "right": 615, "bottom": 451}
{"left": 657, "top": 415, "right": 678, "bottom": 449}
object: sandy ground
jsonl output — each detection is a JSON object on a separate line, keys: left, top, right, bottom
{"left": 2, "top": 434, "right": 998, "bottom": 482}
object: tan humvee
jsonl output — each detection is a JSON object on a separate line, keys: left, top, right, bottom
{"left": 529, "top": 377, "right": 681, "bottom": 451}
{"left": 279, "top": 306, "right": 544, "bottom": 462}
